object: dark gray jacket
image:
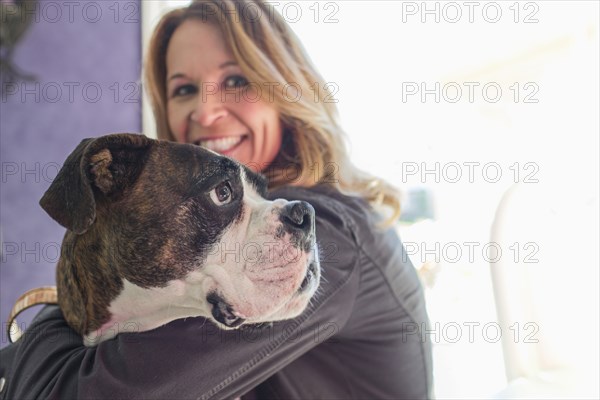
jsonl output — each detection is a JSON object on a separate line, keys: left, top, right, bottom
{"left": 0, "top": 185, "right": 433, "bottom": 399}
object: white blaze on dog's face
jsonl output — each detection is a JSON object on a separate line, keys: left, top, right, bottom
{"left": 187, "top": 168, "right": 320, "bottom": 329}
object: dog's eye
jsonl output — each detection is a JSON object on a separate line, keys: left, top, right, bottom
{"left": 210, "top": 181, "right": 233, "bottom": 205}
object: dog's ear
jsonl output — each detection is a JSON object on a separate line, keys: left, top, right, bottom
{"left": 40, "top": 134, "right": 154, "bottom": 234}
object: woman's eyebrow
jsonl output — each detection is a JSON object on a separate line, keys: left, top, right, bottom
{"left": 219, "top": 61, "right": 238, "bottom": 69}
{"left": 168, "top": 73, "right": 188, "bottom": 81}
{"left": 168, "top": 62, "right": 238, "bottom": 82}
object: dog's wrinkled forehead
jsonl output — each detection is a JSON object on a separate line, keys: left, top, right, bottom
{"left": 153, "top": 143, "right": 236, "bottom": 187}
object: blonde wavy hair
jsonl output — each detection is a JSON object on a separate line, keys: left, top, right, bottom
{"left": 144, "top": 0, "right": 401, "bottom": 225}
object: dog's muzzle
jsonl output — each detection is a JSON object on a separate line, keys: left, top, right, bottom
{"left": 279, "top": 201, "right": 318, "bottom": 293}
{"left": 279, "top": 201, "right": 315, "bottom": 251}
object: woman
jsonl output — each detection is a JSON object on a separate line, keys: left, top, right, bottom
{"left": 0, "top": 1, "right": 432, "bottom": 398}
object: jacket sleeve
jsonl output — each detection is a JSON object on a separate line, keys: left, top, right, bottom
{"left": 0, "top": 187, "right": 362, "bottom": 400}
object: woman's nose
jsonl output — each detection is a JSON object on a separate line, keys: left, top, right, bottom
{"left": 190, "top": 88, "right": 228, "bottom": 127}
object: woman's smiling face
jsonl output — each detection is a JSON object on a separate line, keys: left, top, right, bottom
{"left": 166, "top": 19, "right": 283, "bottom": 170}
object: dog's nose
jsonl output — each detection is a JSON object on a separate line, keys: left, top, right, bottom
{"left": 280, "top": 201, "right": 315, "bottom": 250}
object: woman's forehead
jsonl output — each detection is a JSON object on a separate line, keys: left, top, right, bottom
{"left": 166, "top": 20, "right": 235, "bottom": 76}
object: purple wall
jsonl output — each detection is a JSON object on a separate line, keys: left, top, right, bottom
{"left": 1, "top": 0, "right": 141, "bottom": 348}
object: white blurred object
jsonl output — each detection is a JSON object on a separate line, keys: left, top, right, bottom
{"left": 490, "top": 179, "right": 599, "bottom": 398}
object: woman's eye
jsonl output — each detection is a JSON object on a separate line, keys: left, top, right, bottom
{"left": 223, "top": 75, "right": 249, "bottom": 89}
{"left": 210, "top": 181, "right": 233, "bottom": 206}
{"left": 172, "top": 84, "right": 197, "bottom": 98}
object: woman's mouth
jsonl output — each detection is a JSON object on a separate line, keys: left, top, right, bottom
{"left": 195, "top": 135, "right": 247, "bottom": 155}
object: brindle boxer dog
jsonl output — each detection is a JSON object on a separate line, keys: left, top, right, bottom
{"left": 40, "top": 133, "right": 320, "bottom": 346}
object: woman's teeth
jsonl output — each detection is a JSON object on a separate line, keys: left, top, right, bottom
{"left": 198, "top": 136, "right": 243, "bottom": 152}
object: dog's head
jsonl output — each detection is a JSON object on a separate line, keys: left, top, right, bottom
{"left": 41, "top": 133, "right": 320, "bottom": 342}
